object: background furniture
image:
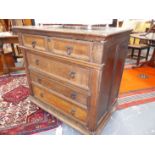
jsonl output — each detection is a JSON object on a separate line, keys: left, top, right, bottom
{"left": 14, "top": 26, "right": 131, "bottom": 134}
{"left": 120, "top": 20, "right": 152, "bottom": 66}
{"left": 128, "top": 36, "right": 150, "bottom": 65}
{"left": 130, "top": 32, "right": 155, "bottom": 67}
{"left": 0, "top": 19, "right": 35, "bottom": 74}
{"left": 0, "top": 32, "right": 21, "bottom": 75}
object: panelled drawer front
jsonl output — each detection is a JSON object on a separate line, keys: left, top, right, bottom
{"left": 27, "top": 52, "right": 90, "bottom": 89}
{"left": 32, "top": 84, "right": 87, "bottom": 122}
{"left": 30, "top": 71, "right": 88, "bottom": 106}
{"left": 47, "top": 38, "right": 92, "bottom": 61}
{"left": 22, "top": 34, "right": 46, "bottom": 51}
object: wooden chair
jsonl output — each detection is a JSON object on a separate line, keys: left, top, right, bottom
{"left": 147, "top": 22, "right": 155, "bottom": 47}
{"left": 128, "top": 39, "right": 150, "bottom": 66}
{"left": 127, "top": 20, "right": 152, "bottom": 66}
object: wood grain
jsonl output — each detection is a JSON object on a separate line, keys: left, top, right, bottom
{"left": 27, "top": 52, "right": 90, "bottom": 89}
{"left": 22, "top": 34, "right": 46, "bottom": 51}
{"left": 30, "top": 70, "right": 89, "bottom": 107}
{"left": 32, "top": 83, "right": 87, "bottom": 123}
{"left": 47, "top": 37, "right": 92, "bottom": 61}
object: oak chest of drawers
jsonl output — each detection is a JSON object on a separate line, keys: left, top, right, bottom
{"left": 13, "top": 26, "right": 131, "bottom": 134}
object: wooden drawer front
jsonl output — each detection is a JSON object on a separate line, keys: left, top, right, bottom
{"left": 32, "top": 84, "right": 87, "bottom": 122}
{"left": 22, "top": 34, "right": 46, "bottom": 51}
{"left": 30, "top": 71, "right": 88, "bottom": 106}
{"left": 47, "top": 38, "right": 92, "bottom": 61}
{"left": 27, "top": 52, "right": 90, "bottom": 89}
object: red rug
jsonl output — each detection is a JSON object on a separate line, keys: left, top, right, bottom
{"left": 0, "top": 74, "right": 61, "bottom": 135}
{"left": 118, "top": 66, "right": 155, "bottom": 110}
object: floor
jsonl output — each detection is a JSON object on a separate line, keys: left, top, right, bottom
{"left": 35, "top": 101, "right": 155, "bottom": 135}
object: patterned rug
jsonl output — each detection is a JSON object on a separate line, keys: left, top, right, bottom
{"left": 0, "top": 74, "right": 61, "bottom": 135}
{"left": 119, "top": 67, "right": 155, "bottom": 94}
{"left": 118, "top": 66, "right": 155, "bottom": 110}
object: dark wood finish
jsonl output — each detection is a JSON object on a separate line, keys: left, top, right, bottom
{"left": 13, "top": 26, "right": 131, "bottom": 134}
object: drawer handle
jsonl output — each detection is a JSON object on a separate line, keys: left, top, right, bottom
{"left": 70, "top": 92, "right": 77, "bottom": 100}
{"left": 32, "top": 41, "right": 36, "bottom": 48}
{"left": 37, "top": 78, "right": 42, "bottom": 84}
{"left": 66, "top": 46, "right": 73, "bottom": 55}
{"left": 68, "top": 71, "right": 76, "bottom": 79}
{"left": 47, "top": 38, "right": 51, "bottom": 42}
{"left": 70, "top": 107, "right": 76, "bottom": 116}
{"left": 35, "top": 59, "right": 39, "bottom": 65}
{"left": 40, "top": 92, "right": 44, "bottom": 98}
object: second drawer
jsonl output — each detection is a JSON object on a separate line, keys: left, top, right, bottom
{"left": 27, "top": 52, "right": 90, "bottom": 89}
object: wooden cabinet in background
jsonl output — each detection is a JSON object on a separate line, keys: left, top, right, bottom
{"left": 13, "top": 26, "right": 131, "bottom": 134}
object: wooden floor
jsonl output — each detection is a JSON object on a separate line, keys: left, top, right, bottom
{"left": 119, "top": 66, "right": 155, "bottom": 94}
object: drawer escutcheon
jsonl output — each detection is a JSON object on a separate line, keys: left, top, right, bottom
{"left": 70, "top": 92, "right": 77, "bottom": 100}
{"left": 70, "top": 107, "right": 76, "bottom": 116}
{"left": 68, "top": 71, "right": 76, "bottom": 79}
{"left": 32, "top": 40, "right": 37, "bottom": 48}
{"left": 65, "top": 46, "right": 73, "bottom": 55}
{"left": 35, "top": 59, "right": 40, "bottom": 65}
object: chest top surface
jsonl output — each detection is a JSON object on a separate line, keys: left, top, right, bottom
{"left": 13, "top": 25, "right": 131, "bottom": 41}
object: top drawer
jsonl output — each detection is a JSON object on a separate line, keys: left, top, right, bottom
{"left": 22, "top": 34, "right": 46, "bottom": 51}
{"left": 47, "top": 38, "right": 92, "bottom": 61}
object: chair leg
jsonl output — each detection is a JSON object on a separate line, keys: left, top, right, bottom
{"left": 137, "top": 49, "right": 141, "bottom": 65}
{"left": 131, "top": 48, "right": 134, "bottom": 58}
{"left": 146, "top": 47, "right": 150, "bottom": 61}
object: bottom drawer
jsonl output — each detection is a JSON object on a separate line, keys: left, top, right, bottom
{"left": 32, "top": 84, "right": 87, "bottom": 123}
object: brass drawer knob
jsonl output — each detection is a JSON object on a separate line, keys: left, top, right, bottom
{"left": 70, "top": 107, "right": 76, "bottom": 116}
{"left": 35, "top": 59, "right": 39, "bottom": 65}
{"left": 69, "top": 71, "right": 76, "bottom": 79}
{"left": 47, "top": 38, "right": 51, "bottom": 42}
{"left": 70, "top": 92, "right": 77, "bottom": 100}
{"left": 40, "top": 92, "right": 44, "bottom": 98}
{"left": 66, "top": 46, "right": 73, "bottom": 55}
{"left": 32, "top": 41, "right": 36, "bottom": 48}
{"left": 37, "top": 78, "right": 42, "bottom": 84}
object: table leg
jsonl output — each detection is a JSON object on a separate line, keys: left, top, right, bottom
{"left": 139, "top": 47, "right": 155, "bottom": 68}
{"left": 0, "top": 42, "right": 9, "bottom": 74}
{"left": 148, "top": 48, "right": 155, "bottom": 67}
{"left": 11, "top": 43, "right": 17, "bottom": 62}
